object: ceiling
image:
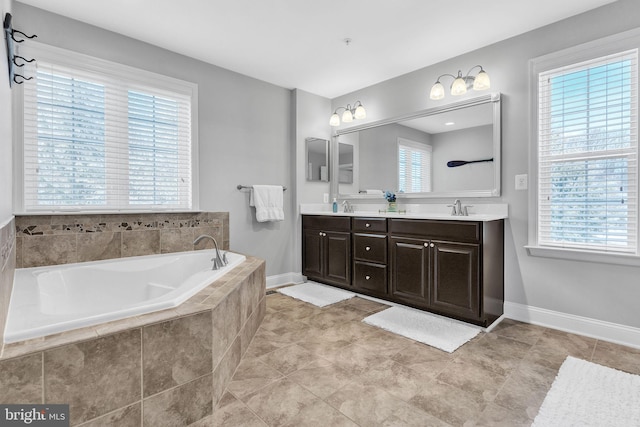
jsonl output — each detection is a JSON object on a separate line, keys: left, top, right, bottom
{"left": 17, "top": 0, "right": 618, "bottom": 98}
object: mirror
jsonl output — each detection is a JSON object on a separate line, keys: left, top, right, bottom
{"left": 306, "top": 137, "right": 329, "bottom": 182}
{"left": 335, "top": 93, "right": 501, "bottom": 198}
{"left": 338, "top": 143, "right": 354, "bottom": 184}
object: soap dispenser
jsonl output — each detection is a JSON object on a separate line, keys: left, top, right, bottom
{"left": 332, "top": 198, "right": 338, "bottom": 213}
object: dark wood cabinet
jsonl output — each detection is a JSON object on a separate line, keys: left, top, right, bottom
{"left": 352, "top": 217, "right": 388, "bottom": 297}
{"left": 302, "top": 216, "right": 351, "bottom": 288}
{"left": 388, "top": 218, "right": 502, "bottom": 326}
{"left": 389, "top": 237, "right": 429, "bottom": 305}
{"left": 302, "top": 214, "right": 503, "bottom": 327}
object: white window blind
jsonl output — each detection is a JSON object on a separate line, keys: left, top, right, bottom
{"left": 538, "top": 49, "right": 638, "bottom": 253}
{"left": 398, "top": 138, "right": 432, "bottom": 193}
{"left": 19, "top": 44, "right": 195, "bottom": 212}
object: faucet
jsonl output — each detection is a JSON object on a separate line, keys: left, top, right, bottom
{"left": 193, "top": 234, "right": 228, "bottom": 270}
{"left": 448, "top": 199, "right": 471, "bottom": 216}
{"left": 342, "top": 200, "right": 354, "bottom": 213}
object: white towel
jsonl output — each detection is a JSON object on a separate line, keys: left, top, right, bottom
{"left": 249, "top": 185, "right": 284, "bottom": 222}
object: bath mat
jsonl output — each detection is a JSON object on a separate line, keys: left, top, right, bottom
{"left": 277, "top": 282, "right": 355, "bottom": 307}
{"left": 532, "top": 356, "right": 640, "bottom": 426}
{"left": 362, "top": 306, "right": 480, "bottom": 353}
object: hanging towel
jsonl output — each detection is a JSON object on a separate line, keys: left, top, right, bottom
{"left": 250, "top": 185, "right": 284, "bottom": 222}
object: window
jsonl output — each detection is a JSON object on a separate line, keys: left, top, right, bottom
{"left": 534, "top": 47, "right": 638, "bottom": 256}
{"left": 398, "top": 138, "right": 432, "bottom": 193}
{"left": 16, "top": 43, "right": 197, "bottom": 212}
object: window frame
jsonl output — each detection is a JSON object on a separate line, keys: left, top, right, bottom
{"left": 12, "top": 42, "right": 199, "bottom": 214}
{"left": 527, "top": 28, "right": 640, "bottom": 266}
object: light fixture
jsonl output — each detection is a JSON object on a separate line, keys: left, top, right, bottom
{"left": 329, "top": 101, "right": 366, "bottom": 127}
{"left": 429, "top": 65, "right": 490, "bottom": 100}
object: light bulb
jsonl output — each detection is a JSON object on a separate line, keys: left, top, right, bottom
{"left": 473, "top": 70, "right": 490, "bottom": 91}
{"left": 342, "top": 109, "right": 353, "bottom": 123}
{"left": 354, "top": 105, "right": 366, "bottom": 119}
{"left": 329, "top": 113, "right": 340, "bottom": 127}
{"left": 450, "top": 76, "right": 467, "bottom": 96}
{"left": 429, "top": 82, "right": 445, "bottom": 100}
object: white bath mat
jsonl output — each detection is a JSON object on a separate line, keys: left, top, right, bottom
{"left": 362, "top": 306, "right": 480, "bottom": 353}
{"left": 532, "top": 356, "right": 640, "bottom": 427}
{"left": 277, "top": 282, "right": 355, "bottom": 307}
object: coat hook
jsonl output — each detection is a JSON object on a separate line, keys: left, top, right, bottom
{"left": 13, "top": 74, "right": 33, "bottom": 84}
{"left": 12, "top": 55, "right": 35, "bottom": 67}
{"left": 11, "top": 29, "right": 37, "bottom": 43}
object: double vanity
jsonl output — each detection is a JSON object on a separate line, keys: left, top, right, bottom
{"left": 302, "top": 208, "right": 505, "bottom": 327}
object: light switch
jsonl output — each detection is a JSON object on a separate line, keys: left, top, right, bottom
{"left": 515, "top": 174, "right": 528, "bottom": 190}
{"left": 323, "top": 193, "right": 329, "bottom": 203}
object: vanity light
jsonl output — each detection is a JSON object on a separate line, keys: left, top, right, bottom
{"left": 329, "top": 101, "right": 366, "bottom": 127}
{"left": 429, "top": 65, "right": 490, "bottom": 100}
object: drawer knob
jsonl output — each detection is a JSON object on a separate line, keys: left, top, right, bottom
{"left": 365, "top": 246, "right": 371, "bottom": 251}
{"left": 365, "top": 223, "right": 371, "bottom": 228}
{"left": 365, "top": 275, "right": 371, "bottom": 280}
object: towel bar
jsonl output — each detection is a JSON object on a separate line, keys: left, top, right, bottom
{"left": 237, "top": 184, "right": 287, "bottom": 191}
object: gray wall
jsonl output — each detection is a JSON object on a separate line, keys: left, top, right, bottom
{"left": 431, "top": 125, "right": 493, "bottom": 192}
{"left": 1, "top": 0, "right": 12, "bottom": 224}
{"left": 13, "top": 3, "right": 294, "bottom": 276}
{"left": 332, "top": 0, "right": 640, "bottom": 329}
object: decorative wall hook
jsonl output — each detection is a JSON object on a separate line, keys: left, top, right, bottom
{"left": 13, "top": 74, "right": 33, "bottom": 84}
{"left": 3, "top": 13, "right": 38, "bottom": 87}
{"left": 11, "top": 29, "right": 37, "bottom": 43}
{"left": 13, "top": 55, "right": 35, "bottom": 67}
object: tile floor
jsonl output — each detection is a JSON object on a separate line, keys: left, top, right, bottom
{"left": 199, "top": 293, "right": 640, "bottom": 427}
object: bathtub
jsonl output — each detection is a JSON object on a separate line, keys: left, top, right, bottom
{"left": 4, "top": 250, "right": 246, "bottom": 343}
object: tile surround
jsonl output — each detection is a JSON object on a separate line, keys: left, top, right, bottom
{"left": 15, "top": 212, "right": 229, "bottom": 268}
{"left": 0, "top": 218, "right": 16, "bottom": 348}
{"left": 0, "top": 256, "right": 265, "bottom": 426}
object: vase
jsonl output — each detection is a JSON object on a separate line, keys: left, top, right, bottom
{"left": 387, "top": 202, "right": 397, "bottom": 212}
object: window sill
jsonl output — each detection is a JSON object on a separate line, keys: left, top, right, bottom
{"left": 525, "top": 245, "right": 640, "bottom": 267}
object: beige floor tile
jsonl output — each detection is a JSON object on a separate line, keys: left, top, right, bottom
{"left": 243, "top": 379, "right": 324, "bottom": 426}
{"left": 391, "top": 342, "right": 455, "bottom": 378}
{"left": 286, "top": 358, "right": 355, "bottom": 399}
{"left": 207, "top": 294, "right": 640, "bottom": 426}
{"left": 326, "top": 382, "right": 451, "bottom": 427}
{"left": 226, "top": 358, "right": 284, "bottom": 400}
{"left": 591, "top": 339, "right": 640, "bottom": 375}
{"left": 258, "top": 343, "right": 318, "bottom": 375}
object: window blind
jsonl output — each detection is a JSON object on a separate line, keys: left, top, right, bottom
{"left": 20, "top": 45, "right": 194, "bottom": 212}
{"left": 398, "top": 138, "right": 432, "bottom": 193}
{"left": 538, "top": 49, "right": 638, "bottom": 253}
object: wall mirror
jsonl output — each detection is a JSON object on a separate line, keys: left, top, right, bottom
{"left": 306, "top": 137, "right": 329, "bottom": 182}
{"left": 335, "top": 93, "right": 501, "bottom": 198}
{"left": 338, "top": 143, "right": 354, "bottom": 184}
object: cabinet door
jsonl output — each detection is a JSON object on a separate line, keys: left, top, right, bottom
{"left": 389, "top": 237, "right": 429, "bottom": 307}
{"left": 430, "top": 241, "right": 480, "bottom": 321}
{"left": 302, "top": 229, "right": 323, "bottom": 279}
{"left": 325, "top": 231, "right": 351, "bottom": 287}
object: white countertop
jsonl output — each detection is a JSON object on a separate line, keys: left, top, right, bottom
{"left": 300, "top": 203, "right": 508, "bottom": 222}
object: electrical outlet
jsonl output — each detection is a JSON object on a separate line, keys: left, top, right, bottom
{"left": 515, "top": 174, "right": 528, "bottom": 190}
{"left": 323, "top": 193, "right": 329, "bottom": 203}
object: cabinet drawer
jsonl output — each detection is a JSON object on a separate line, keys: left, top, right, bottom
{"left": 353, "top": 262, "right": 387, "bottom": 294}
{"left": 303, "top": 215, "right": 350, "bottom": 232}
{"left": 389, "top": 219, "right": 480, "bottom": 243}
{"left": 352, "top": 217, "right": 387, "bottom": 233}
{"left": 353, "top": 234, "right": 387, "bottom": 264}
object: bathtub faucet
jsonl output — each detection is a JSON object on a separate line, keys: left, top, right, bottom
{"left": 193, "top": 235, "right": 228, "bottom": 270}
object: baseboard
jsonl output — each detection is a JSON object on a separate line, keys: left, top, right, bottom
{"left": 504, "top": 301, "right": 640, "bottom": 349}
{"left": 266, "top": 272, "right": 305, "bottom": 289}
